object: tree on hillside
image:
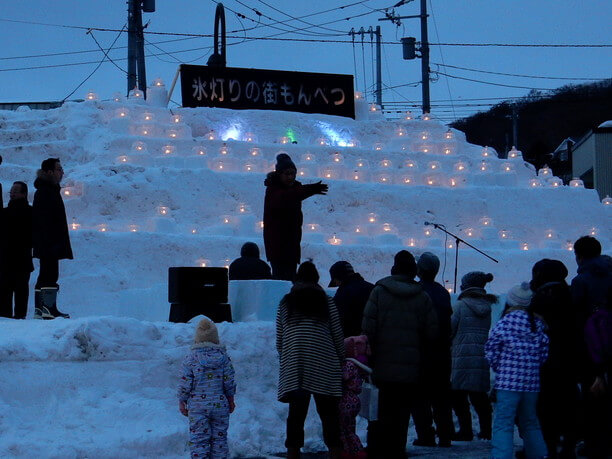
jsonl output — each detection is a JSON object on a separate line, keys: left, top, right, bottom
{"left": 451, "top": 80, "right": 612, "bottom": 169}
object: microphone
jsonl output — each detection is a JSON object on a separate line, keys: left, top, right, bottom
{"left": 424, "top": 221, "right": 432, "bottom": 226}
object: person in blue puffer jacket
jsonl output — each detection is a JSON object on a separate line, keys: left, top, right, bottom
{"left": 178, "top": 318, "right": 236, "bottom": 458}
{"left": 485, "top": 283, "right": 549, "bottom": 459}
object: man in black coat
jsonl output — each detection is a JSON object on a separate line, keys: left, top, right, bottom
{"left": 411, "top": 252, "right": 454, "bottom": 447}
{"left": 263, "top": 153, "right": 327, "bottom": 281}
{"left": 32, "top": 158, "right": 73, "bottom": 319}
{"left": 328, "top": 260, "right": 373, "bottom": 338}
{"left": 228, "top": 242, "right": 272, "bottom": 280}
{"left": 0, "top": 181, "right": 34, "bottom": 319}
{"left": 570, "top": 236, "right": 612, "bottom": 458}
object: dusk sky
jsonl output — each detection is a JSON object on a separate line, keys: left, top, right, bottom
{"left": 0, "top": 0, "right": 610, "bottom": 122}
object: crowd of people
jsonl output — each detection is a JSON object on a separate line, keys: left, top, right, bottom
{"left": 0, "top": 156, "right": 73, "bottom": 320}
{"left": 177, "top": 152, "right": 610, "bottom": 459}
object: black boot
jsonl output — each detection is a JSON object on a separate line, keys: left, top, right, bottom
{"left": 33, "top": 289, "right": 54, "bottom": 320}
{"left": 41, "top": 287, "right": 70, "bottom": 319}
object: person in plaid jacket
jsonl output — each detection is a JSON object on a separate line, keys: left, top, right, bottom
{"left": 485, "top": 283, "right": 550, "bottom": 459}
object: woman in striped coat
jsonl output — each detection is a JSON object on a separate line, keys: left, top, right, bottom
{"left": 276, "top": 261, "right": 345, "bottom": 459}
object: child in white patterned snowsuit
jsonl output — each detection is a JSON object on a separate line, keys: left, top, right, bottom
{"left": 178, "top": 318, "right": 236, "bottom": 458}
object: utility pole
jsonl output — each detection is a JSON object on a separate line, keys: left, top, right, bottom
{"left": 127, "top": 0, "right": 155, "bottom": 98}
{"left": 419, "top": 0, "right": 430, "bottom": 114}
{"left": 348, "top": 26, "right": 383, "bottom": 108}
{"left": 511, "top": 103, "right": 519, "bottom": 150}
{"left": 375, "top": 26, "right": 382, "bottom": 108}
{"left": 380, "top": 2, "right": 431, "bottom": 114}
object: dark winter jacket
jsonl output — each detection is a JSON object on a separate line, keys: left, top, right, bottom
{"left": 32, "top": 173, "right": 73, "bottom": 260}
{"left": 571, "top": 255, "right": 612, "bottom": 378}
{"left": 362, "top": 275, "right": 438, "bottom": 385}
{"left": 420, "top": 280, "right": 453, "bottom": 383}
{"left": 530, "top": 280, "right": 578, "bottom": 383}
{"left": 276, "top": 282, "right": 345, "bottom": 401}
{"left": 263, "top": 172, "right": 319, "bottom": 265}
{"left": 571, "top": 255, "right": 612, "bottom": 321}
{"left": 0, "top": 198, "right": 34, "bottom": 273}
{"left": 450, "top": 287, "right": 497, "bottom": 392}
{"left": 228, "top": 243, "right": 272, "bottom": 280}
{"left": 333, "top": 272, "right": 374, "bottom": 338}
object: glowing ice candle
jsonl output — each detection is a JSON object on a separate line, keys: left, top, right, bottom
{"left": 307, "top": 223, "right": 320, "bottom": 232}
{"left": 480, "top": 217, "right": 493, "bottom": 227}
{"left": 421, "top": 131, "right": 429, "bottom": 141}
{"left": 405, "top": 111, "right": 413, "bottom": 120}
{"left": 603, "top": 195, "right": 612, "bottom": 205}
{"left": 70, "top": 219, "right": 80, "bottom": 231}
{"left": 222, "top": 215, "right": 232, "bottom": 224}
{"left": 397, "top": 127, "right": 406, "bottom": 137}
{"left": 219, "top": 145, "right": 229, "bottom": 155}
{"left": 480, "top": 161, "right": 490, "bottom": 172}
{"left": 529, "top": 178, "right": 541, "bottom": 188}
{"left": 499, "top": 230, "right": 510, "bottom": 240}
{"left": 197, "top": 258, "right": 210, "bottom": 268}
{"left": 454, "top": 162, "right": 467, "bottom": 172}
{"left": 158, "top": 206, "right": 169, "bottom": 216}
{"left": 565, "top": 241, "right": 574, "bottom": 251}
{"left": 449, "top": 178, "right": 458, "bottom": 187}
{"left": 302, "top": 152, "right": 316, "bottom": 162}
{"left": 117, "top": 155, "right": 129, "bottom": 163}
{"left": 328, "top": 234, "right": 342, "bottom": 245}
{"left": 193, "top": 146, "right": 206, "bottom": 156}
{"left": 172, "top": 114, "right": 181, "bottom": 124}
{"left": 331, "top": 152, "right": 343, "bottom": 164}
{"left": 132, "top": 141, "right": 146, "bottom": 152}
{"left": 404, "top": 160, "right": 418, "bottom": 169}
{"left": 383, "top": 223, "right": 392, "bottom": 232}
{"left": 374, "top": 143, "right": 384, "bottom": 151}
{"left": 465, "top": 228, "right": 475, "bottom": 237}
{"left": 520, "top": 242, "right": 529, "bottom": 251}
{"left": 167, "top": 130, "right": 178, "bottom": 139}
{"left": 445, "top": 129, "right": 453, "bottom": 140}
{"left": 401, "top": 175, "right": 415, "bottom": 185}
{"left": 244, "top": 163, "right": 255, "bottom": 172}
{"left": 380, "top": 159, "right": 392, "bottom": 168}
{"left": 538, "top": 165, "right": 552, "bottom": 177}
{"left": 406, "top": 237, "right": 417, "bottom": 247}
{"left": 143, "top": 112, "right": 154, "bottom": 122}
{"left": 501, "top": 162, "right": 513, "bottom": 172}
{"left": 98, "top": 224, "right": 108, "bottom": 232}
{"left": 545, "top": 229, "right": 555, "bottom": 239}
{"left": 140, "top": 126, "right": 152, "bottom": 136}
{"left": 85, "top": 90, "right": 98, "bottom": 101}
{"left": 589, "top": 227, "right": 598, "bottom": 236}
{"left": 368, "top": 213, "right": 377, "bottom": 223}
{"left": 162, "top": 145, "right": 175, "bottom": 155}
{"left": 352, "top": 171, "right": 362, "bottom": 181}
{"left": 508, "top": 147, "right": 520, "bottom": 159}
{"left": 129, "top": 224, "right": 139, "bottom": 233}
{"left": 482, "top": 146, "right": 491, "bottom": 157}
{"left": 244, "top": 133, "right": 255, "bottom": 142}
{"left": 369, "top": 104, "right": 378, "bottom": 112}
{"left": 153, "top": 78, "right": 164, "bottom": 87}
{"left": 115, "top": 108, "right": 128, "bottom": 118}
{"left": 428, "top": 161, "right": 441, "bottom": 171}
{"left": 207, "top": 131, "right": 216, "bottom": 141}
{"left": 550, "top": 178, "right": 563, "bottom": 187}
{"left": 238, "top": 204, "right": 250, "bottom": 214}
{"left": 378, "top": 174, "right": 392, "bottom": 184}
{"left": 444, "top": 147, "right": 452, "bottom": 155}
{"left": 280, "top": 136, "right": 290, "bottom": 144}
{"left": 422, "top": 113, "right": 431, "bottom": 121}
{"left": 569, "top": 178, "right": 584, "bottom": 188}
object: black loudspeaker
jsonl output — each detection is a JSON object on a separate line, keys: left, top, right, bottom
{"left": 168, "top": 267, "right": 228, "bottom": 304}
{"left": 168, "top": 303, "right": 233, "bottom": 324}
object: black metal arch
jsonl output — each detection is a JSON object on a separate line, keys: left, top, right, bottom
{"left": 207, "top": 3, "right": 226, "bottom": 67}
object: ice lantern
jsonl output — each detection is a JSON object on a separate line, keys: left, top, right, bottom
{"left": 328, "top": 234, "right": 342, "bottom": 245}
{"left": 569, "top": 178, "right": 584, "bottom": 188}
{"left": 85, "top": 90, "right": 98, "bottom": 101}
{"left": 538, "top": 165, "right": 552, "bottom": 177}
{"left": 508, "top": 146, "right": 522, "bottom": 159}
{"left": 603, "top": 195, "right": 612, "bottom": 206}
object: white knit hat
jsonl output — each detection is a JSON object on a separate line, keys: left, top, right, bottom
{"left": 506, "top": 282, "right": 533, "bottom": 308}
{"left": 194, "top": 318, "right": 220, "bottom": 344}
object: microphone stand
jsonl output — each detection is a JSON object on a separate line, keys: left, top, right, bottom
{"left": 428, "top": 223, "right": 498, "bottom": 293}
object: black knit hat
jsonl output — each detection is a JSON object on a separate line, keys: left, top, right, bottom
{"left": 391, "top": 250, "right": 417, "bottom": 278}
{"left": 460, "top": 271, "right": 494, "bottom": 290}
{"left": 275, "top": 153, "right": 296, "bottom": 172}
{"left": 328, "top": 261, "right": 355, "bottom": 287}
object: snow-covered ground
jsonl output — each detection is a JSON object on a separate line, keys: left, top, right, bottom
{"left": 0, "top": 87, "right": 609, "bottom": 457}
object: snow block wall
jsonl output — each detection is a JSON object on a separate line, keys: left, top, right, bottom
{"left": 0, "top": 91, "right": 609, "bottom": 320}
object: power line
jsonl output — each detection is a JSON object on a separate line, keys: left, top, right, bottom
{"left": 433, "top": 71, "right": 555, "bottom": 90}
{"left": 63, "top": 25, "right": 126, "bottom": 101}
{"left": 432, "top": 62, "right": 607, "bottom": 81}
{"left": 2, "top": 18, "right": 611, "bottom": 47}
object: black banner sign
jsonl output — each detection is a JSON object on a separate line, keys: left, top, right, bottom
{"left": 180, "top": 64, "right": 355, "bottom": 119}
